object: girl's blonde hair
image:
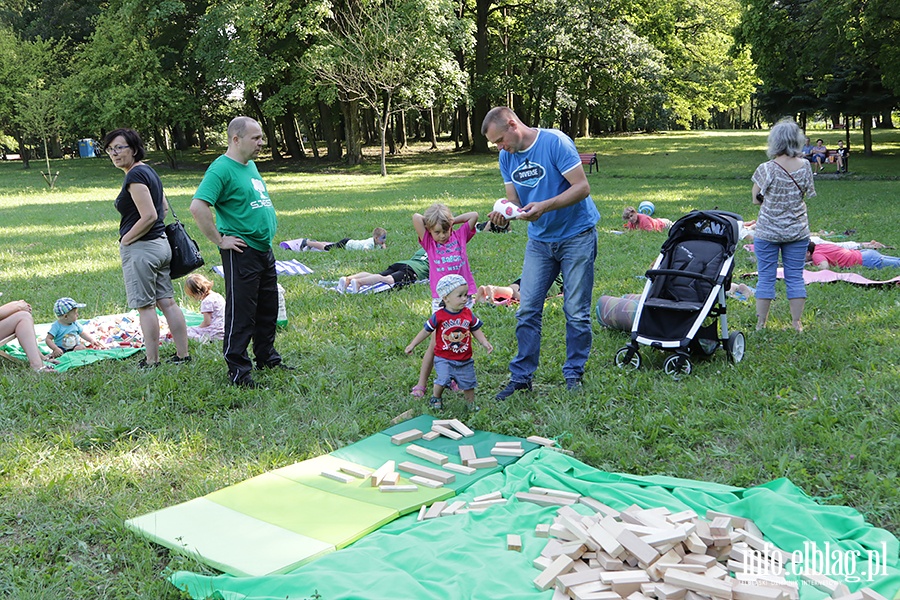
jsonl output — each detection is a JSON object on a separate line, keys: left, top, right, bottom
{"left": 622, "top": 206, "right": 637, "bottom": 220}
{"left": 423, "top": 203, "right": 453, "bottom": 230}
{"left": 184, "top": 273, "right": 214, "bottom": 300}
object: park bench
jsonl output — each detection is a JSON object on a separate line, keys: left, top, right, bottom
{"left": 809, "top": 149, "right": 849, "bottom": 173}
{"left": 579, "top": 152, "right": 598, "bottom": 174}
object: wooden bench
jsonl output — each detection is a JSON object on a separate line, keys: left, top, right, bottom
{"left": 579, "top": 152, "right": 598, "bottom": 174}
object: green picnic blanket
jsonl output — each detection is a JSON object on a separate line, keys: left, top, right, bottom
{"left": 170, "top": 449, "right": 900, "bottom": 600}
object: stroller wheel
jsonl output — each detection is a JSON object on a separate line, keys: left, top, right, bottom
{"left": 663, "top": 354, "right": 692, "bottom": 379}
{"left": 726, "top": 331, "right": 746, "bottom": 363}
{"left": 614, "top": 347, "right": 641, "bottom": 370}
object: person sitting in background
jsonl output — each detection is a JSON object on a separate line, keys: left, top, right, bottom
{"left": 283, "top": 227, "right": 387, "bottom": 252}
{"left": 801, "top": 137, "right": 814, "bottom": 162}
{"left": 622, "top": 206, "right": 673, "bottom": 232}
{"left": 807, "top": 241, "right": 900, "bottom": 269}
{"left": 834, "top": 140, "right": 848, "bottom": 173}
{"left": 45, "top": 297, "right": 104, "bottom": 358}
{"left": 810, "top": 139, "right": 828, "bottom": 173}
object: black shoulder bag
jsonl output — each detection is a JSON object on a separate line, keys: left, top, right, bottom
{"left": 165, "top": 203, "right": 205, "bottom": 279}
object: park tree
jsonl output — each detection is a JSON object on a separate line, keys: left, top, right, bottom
{"left": 306, "top": 0, "right": 468, "bottom": 175}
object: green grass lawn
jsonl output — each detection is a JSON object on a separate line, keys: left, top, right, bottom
{"left": 1, "top": 129, "right": 899, "bottom": 598}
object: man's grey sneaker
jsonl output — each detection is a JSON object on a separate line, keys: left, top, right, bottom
{"left": 495, "top": 380, "right": 532, "bottom": 401}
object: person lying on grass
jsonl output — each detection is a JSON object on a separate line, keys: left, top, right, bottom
{"left": 807, "top": 241, "right": 900, "bottom": 270}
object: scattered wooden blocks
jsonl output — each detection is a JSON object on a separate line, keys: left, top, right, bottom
{"left": 379, "top": 484, "right": 417, "bottom": 492}
{"left": 508, "top": 534, "right": 523, "bottom": 551}
{"left": 424, "top": 501, "right": 447, "bottom": 519}
{"left": 441, "top": 500, "right": 467, "bottom": 516}
{"left": 443, "top": 462, "right": 476, "bottom": 475}
{"left": 409, "top": 475, "right": 443, "bottom": 488}
{"left": 422, "top": 430, "right": 441, "bottom": 441}
{"left": 338, "top": 464, "right": 372, "bottom": 479}
{"left": 380, "top": 471, "right": 400, "bottom": 486}
{"left": 432, "top": 424, "right": 463, "bottom": 440}
{"left": 491, "top": 445, "right": 526, "bottom": 457}
{"left": 320, "top": 469, "right": 355, "bottom": 483}
{"left": 397, "top": 461, "right": 456, "bottom": 484}
{"left": 527, "top": 435, "right": 558, "bottom": 447}
{"left": 535, "top": 555, "right": 576, "bottom": 591}
{"left": 369, "top": 460, "right": 395, "bottom": 487}
{"left": 467, "top": 456, "right": 499, "bottom": 469}
{"left": 390, "top": 428, "right": 423, "bottom": 445}
{"left": 458, "top": 445, "right": 477, "bottom": 465}
{"left": 516, "top": 491, "right": 578, "bottom": 507}
{"left": 447, "top": 419, "right": 475, "bottom": 437}
{"left": 406, "top": 444, "right": 449, "bottom": 465}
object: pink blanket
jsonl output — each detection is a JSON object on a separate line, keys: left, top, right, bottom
{"left": 744, "top": 268, "right": 900, "bottom": 286}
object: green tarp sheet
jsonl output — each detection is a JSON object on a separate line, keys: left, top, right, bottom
{"left": 170, "top": 449, "right": 900, "bottom": 600}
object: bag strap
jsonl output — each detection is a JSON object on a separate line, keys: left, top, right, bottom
{"left": 166, "top": 199, "right": 181, "bottom": 223}
{"left": 771, "top": 161, "right": 804, "bottom": 197}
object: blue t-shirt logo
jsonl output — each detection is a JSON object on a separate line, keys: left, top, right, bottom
{"left": 512, "top": 161, "right": 545, "bottom": 188}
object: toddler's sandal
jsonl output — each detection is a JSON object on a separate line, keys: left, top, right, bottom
{"left": 410, "top": 385, "right": 426, "bottom": 398}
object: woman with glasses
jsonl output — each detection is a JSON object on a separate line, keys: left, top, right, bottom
{"left": 103, "top": 129, "right": 190, "bottom": 368}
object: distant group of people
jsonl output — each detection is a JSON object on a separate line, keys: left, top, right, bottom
{"left": 801, "top": 136, "right": 848, "bottom": 174}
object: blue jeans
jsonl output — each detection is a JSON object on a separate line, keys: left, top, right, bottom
{"left": 755, "top": 237, "right": 808, "bottom": 300}
{"left": 509, "top": 227, "right": 597, "bottom": 383}
{"left": 861, "top": 250, "right": 900, "bottom": 269}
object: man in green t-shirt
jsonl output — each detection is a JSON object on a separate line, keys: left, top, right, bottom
{"left": 190, "top": 116, "right": 288, "bottom": 388}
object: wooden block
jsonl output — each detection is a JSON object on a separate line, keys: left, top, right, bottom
{"left": 442, "top": 462, "right": 476, "bottom": 475}
{"left": 596, "top": 550, "right": 625, "bottom": 570}
{"left": 545, "top": 541, "right": 587, "bottom": 560}
{"left": 338, "top": 464, "right": 372, "bottom": 479}
{"left": 732, "top": 583, "right": 787, "bottom": 600}
{"left": 541, "top": 539, "right": 564, "bottom": 558}
{"left": 706, "top": 510, "right": 746, "bottom": 530}
{"left": 642, "top": 526, "right": 689, "bottom": 547}
{"left": 320, "top": 469, "right": 354, "bottom": 483}
{"left": 664, "top": 568, "right": 733, "bottom": 599}
{"left": 507, "top": 534, "right": 523, "bottom": 551}
{"left": 668, "top": 510, "right": 699, "bottom": 524}
{"left": 458, "top": 444, "right": 477, "bottom": 465}
{"left": 657, "top": 563, "right": 708, "bottom": 574}
{"left": 397, "top": 461, "right": 456, "bottom": 484}
{"left": 534, "top": 555, "right": 575, "bottom": 591}
{"left": 381, "top": 471, "right": 400, "bottom": 486}
{"left": 629, "top": 592, "right": 657, "bottom": 600}
{"left": 406, "top": 443, "right": 449, "bottom": 465}
{"left": 379, "top": 484, "right": 417, "bottom": 492}
{"left": 683, "top": 553, "right": 717, "bottom": 568}
{"left": 570, "top": 582, "right": 616, "bottom": 600}
{"left": 447, "top": 418, "right": 475, "bottom": 437}
{"left": 802, "top": 571, "right": 842, "bottom": 596}
{"left": 467, "top": 456, "right": 499, "bottom": 469}
{"left": 473, "top": 490, "right": 503, "bottom": 502}
{"left": 441, "top": 500, "right": 466, "bottom": 516}
{"left": 468, "top": 498, "right": 507, "bottom": 510}
{"left": 710, "top": 517, "right": 732, "bottom": 537}
{"left": 390, "top": 408, "right": 415, "bottom": 424}
{"left": 550, "top": 523, "right": 579, "bottom": 542}
{"left": 557, "top": 569, "right": 606, "bottom": 594}
{"left": 409, "top": 475, "right": 443, "bottom": 488}
{"left": 580, "top": 496, "right": 620, "bottom": 517}
{"left": 860, "top": 589, "right": 889, "bottom": 600}
{"left": 422, "top": 430, "right": 440, "bottom": 441}
{"left": 616, "top": 582, "right": 650, "bottom": 597}
{"left": 495, "top": 441, "right": 522, "bottom": 448}
{"left": 552, "top": 589, "right": 569, "bottom": 600}
{"left": 588, "top": 523, "right": 625, "bottom": 558}
{"left": 491, "top": 446, "right": 526, "bottom": 457}
{"left": 600, "top": 515, "right": 626, "bottom": 537}
{"left": 617, "top": 528, "right": 661, "bottom": 566}
{"left": 431, "top": 419, "right": 454, "bottom": 426}
{"left": 685, "top": 532, "right": 707, "bottom": 554}
{"left": 558, "top": 515, "right": 591, "bottom": 542}
{"left": 390, "top": 428, "right": 423, "bottom": 445}
{"left": 706, "top": 565, "right": 729, "bottom": 580}
{"left": 516, "top": 491, "right": 578, "bottom": 507}
{"left": 417, "top": 505, "right": 428, "bottom": 520}
{"left": 536, "top": 523, "right": 551, "bottom": 537}
{"left": 424, "top": 501, "right": 447, "bottom": 519}
{"left": 369, "top": 460, "right": 395, "bottom": 487}
{"left": 432, "top": 424, "right": 462, "bottom": 440}
{"left": 527, "top": 434, "right": 557, "bottom": 447}
{"left": 534, "top": 555, "right": 553, "bottom": 570}
{"left": 531, "top": 486, "right": 582, "bottom": 501}
{"left": 655, "top": 583, "right": 688, "bottom": 600}
{"left": 600, "top": 571, "right": 651, "bottom": 585}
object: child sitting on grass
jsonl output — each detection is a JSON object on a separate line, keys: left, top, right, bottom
{"left": 623, "top": 206, "right": 673, "bottom": 232}
{"left": 282, "top": 228, "right": 387, "bottom": 252}
{"left": 46, "top": 297, "right": 103, "bottom": 357}
{"left": 405, "top": 274, "right": 492, "bottom": 411}
{"left": 184, "top": 273, "right": 226, "bottom": 342}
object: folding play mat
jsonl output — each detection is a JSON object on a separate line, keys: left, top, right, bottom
{"left": 743, "top": 268, "right": 900, "bottom": 287}
{"left": 126, "top": 419, "right": 900, "bottom": 600}
{"left": 0, "top": 310, "right": 202, "bottom": 372}
{"left": 212, "top": 260, "right": 313, "bottom": 277}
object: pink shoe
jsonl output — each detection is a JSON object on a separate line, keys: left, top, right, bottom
{"left": 410, "top": 385, "right": 426, "bottom": 398}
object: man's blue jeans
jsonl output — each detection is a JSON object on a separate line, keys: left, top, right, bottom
{"left": 509, "top": 227, "right": 597, "bottom": 383}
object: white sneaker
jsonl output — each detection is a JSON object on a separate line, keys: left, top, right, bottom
{"left": 337, "top": 277, "right": 348, "bottom": 293}
{"left": 348, "top": 280, "right": 360, "bottom": 293}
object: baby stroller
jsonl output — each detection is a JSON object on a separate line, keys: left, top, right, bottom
{"left": 614, "top": 209, "right": 746, "bottom": 378}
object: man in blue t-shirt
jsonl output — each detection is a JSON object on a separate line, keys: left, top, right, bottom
{"left": 190, "top": 116, "right": 288, "bottom": 388}
{"left": 482, "top": 106, "right": 600, "bottom": 399}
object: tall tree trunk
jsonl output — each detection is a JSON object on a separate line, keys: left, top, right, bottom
{"left": 398, "top": 111, "right": 407, "bottom": 150}
{"left": 380, "top": 96, "right": 391, "bottom": 176}
{"left": 317, "top": 100, "right": 341, "bottom": 161}
{"left": 280, "top": 107, "right": 303, "bottom": 158}
{"left": 879, "top": 110, "right": 894, "bottom": 129}
{"left": 387, "top": 114, "right": 397, "bottom": 155}
{"left": 862, "top": 114, "right": 873, "bottom": 156}
{"left": 342, "top": 99, "right": 363, "bottom": 166}
{"left": 423, "top": 108, "right": 437, "bottom": 149}
{"left": 471, "top": 0, "right": 492, "bottom": 153}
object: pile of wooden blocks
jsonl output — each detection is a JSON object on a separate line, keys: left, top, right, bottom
{"left": 416, "top": 490, "right": 509, "bottom": 520}
{"left": 525, "top": 492, "right": 889, "bottom": 600}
